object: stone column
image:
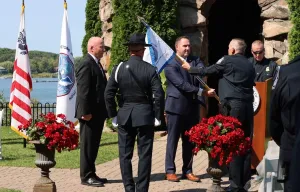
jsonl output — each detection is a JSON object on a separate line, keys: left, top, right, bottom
{"left": 178, "top": 0, "right": 215, "bottom": 65}
{"left": 260, "top": 0, "right": 292, "bottom": 64}
{"left": 100, "top": 0, "right": 113, "bottom": 71}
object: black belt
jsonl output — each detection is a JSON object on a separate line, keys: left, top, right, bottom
{"left": 123, "top": 96, "right": 150, "bottom": 104}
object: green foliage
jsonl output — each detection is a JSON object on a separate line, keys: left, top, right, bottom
{"left": 81, "top": 0, "right": 102, "bottom": 55}
{"left": 110, "top": 0, "right": 180, "bottom": 73}
{"left": 0, "top": 91, "right": 6, "bottom": 103}
{"left": 74, "top": 56, "right": 85, "bottom": 69}
{"left": 0, "top": 61, "right": 13, "bottom": 73}
{"left": 287, "top": 0, "right": 300, "bottom": 60}
{"left": 0, "top": 48, "right": 58, "bottom": 74}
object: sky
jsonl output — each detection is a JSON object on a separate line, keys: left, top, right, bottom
{"left": 0, "top": 0, "right": 86, "bottom": 57}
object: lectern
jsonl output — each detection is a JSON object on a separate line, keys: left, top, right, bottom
{"left": 251, "top": 79, "right": 272, "bottom": 169}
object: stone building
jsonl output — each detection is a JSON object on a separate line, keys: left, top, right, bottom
{"left": 100, "top": 0, "right": 291, "bottom": 69}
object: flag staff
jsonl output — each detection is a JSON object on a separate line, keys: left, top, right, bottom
{"left": 137, "top": 16, "right": 221, "bottom": 104}
{"left": 64, "top": 0, "right": 67, "bottom": 9}
{"left": 21, "top": 0, "right": 25, "bottom": 14}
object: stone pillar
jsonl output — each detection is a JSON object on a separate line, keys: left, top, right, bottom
{"left": 178, "top": 0, "right": 215, "bottom": 65}
{"left": 260, "top": 0, "right": 292, "bottom": 64}
{"left": 100, "top": 0, "right": 113, "bottom": 71}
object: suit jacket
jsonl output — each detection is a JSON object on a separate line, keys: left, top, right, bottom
{"left": 75, "top": 54, "right": 108, "bottom": 119}
{"left": 270, "top": 55, "right": 300, "bottom": 162}
{"left": 164, "top": 56, "right": 204, "bottom": 116}
{"left": 104, "top": 56, "right": 164, "bottom": 127}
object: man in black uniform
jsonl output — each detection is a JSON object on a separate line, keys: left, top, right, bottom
{"left": 104, "top": 33, "right": 164, "bottom": 192}
{"left": 182, "top": 38, "right": 255, "bottom": 192}
{"left": 248, "top": 40, "right": 277, "bottom": 82}
{"left": 269, "top": 54, "right": 300, "bottom": 192}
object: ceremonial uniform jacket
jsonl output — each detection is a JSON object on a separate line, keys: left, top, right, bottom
{"left": 104, "top": 55, "right": 164, "bottom": 127}
{"left": 248, "top": 57, "right": 277, "bottom": 82}
{"left": 270, "top": 55, "right": 300, "bottom": 163}
{"left": 189, "top": 54, "right": 255, "bottom": 103}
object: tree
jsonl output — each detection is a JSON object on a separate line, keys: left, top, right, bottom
{"left": 81, "top": 0, "right": 102, "bottom": 55}
{"left": 287, "top": 0, "right": 300, "bottom": 60}
{"left": 109, "top": 0, "right": 180, "bottom": 73}
{"left": 0, "top": 61, "right": 14, "bottom": 73}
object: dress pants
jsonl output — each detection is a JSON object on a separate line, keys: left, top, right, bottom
{"left": 118, "top": 122, "right": 154, "bottom": 192}
{"left": 226, "top": 100, "right": 253, "bottom": 190}
{"left": 165, "top": 112, "right": 198, "bottom": 174}
{"left": 80, "top": 116, "right": 105, "bottom": 181}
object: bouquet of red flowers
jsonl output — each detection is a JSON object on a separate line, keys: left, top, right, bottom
{"left": 18, "top": 112, "right": 79, "bottom": 153}
{"left": 185, "top": 114, "right": 251, "bottom": 166}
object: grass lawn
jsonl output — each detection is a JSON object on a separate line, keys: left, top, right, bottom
{"left": 0, "top": 127, "right": 118, "bottom": 168}
{"left": 0, "top": 189, "right": 21, "bottom": 192}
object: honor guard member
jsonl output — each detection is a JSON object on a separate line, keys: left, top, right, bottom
{"left": 104, "top": 33, "right": 164, "bottom": 192}
{"left": 182, "top": 38, "right": 256, "bottom": 192}
{"left": 248, "top": 40, "right": 277, "bottom": 82}
{"left": 269, "top": 54, "right": 300, "bottom": 192}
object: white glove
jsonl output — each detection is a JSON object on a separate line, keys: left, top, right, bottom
{"left": 112, "top": 116, "right": 118, "bottom": 128}
{"left": 155, "top": 118, "right": 161, "bottom": 127}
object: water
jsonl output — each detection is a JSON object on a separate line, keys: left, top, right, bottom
{"left": 0, "top": 78, "right": 58, "bottom": 104}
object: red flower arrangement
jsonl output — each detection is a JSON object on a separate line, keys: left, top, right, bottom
{"left": 185, "top": 114, "right": 251, "bottom": 166}
{"left": 18, "top": 112, "right": 79, "bottom": 153}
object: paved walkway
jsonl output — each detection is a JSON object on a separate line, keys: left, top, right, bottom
{"left": 0, "top": 135, "right": 229, "bottom": 192}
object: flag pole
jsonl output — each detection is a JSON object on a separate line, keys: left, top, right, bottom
{"left": 21, "top": 0, "right": 25, "bottom": 14}
{"left": 137, "top": 16, "right": 149, "bottom": 27}
{"left": 64, "top": 0, "right": 67, "bottom": 9}
{"left": 137, "top": 16, "right": 220, "bottom": 104}
{"left": 175, "top": 55, "right": 221, "bottom": 104}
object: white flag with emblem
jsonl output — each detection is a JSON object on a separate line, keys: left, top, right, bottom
{"left": 56, "top": 1, "right": 77, "bottom": 123}
{"left": 143, "top": 25, "right": 175, "bottom": 73}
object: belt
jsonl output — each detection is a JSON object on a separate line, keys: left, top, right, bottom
{"left": 123, "top": 96, "right": 150, "bottom": 104}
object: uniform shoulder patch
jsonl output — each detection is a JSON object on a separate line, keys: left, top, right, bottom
{"left": 216, "top": 57, "right": 225, "bottom": 65}
{"left": 272, "top": 66, "right": 280, "bottom": 90}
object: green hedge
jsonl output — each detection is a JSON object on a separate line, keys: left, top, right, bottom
{"left": 287, "top": 0, "right": 300, "bottom": 60}
{"left": 109, "top": 0, "right": 180, "bottom": 73}
{"left": 81, "top": 0, "right": 102, "bottom": 55}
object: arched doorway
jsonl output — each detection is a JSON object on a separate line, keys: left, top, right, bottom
{"left": 207, "top": 0, "right": 262, "bottom": 116}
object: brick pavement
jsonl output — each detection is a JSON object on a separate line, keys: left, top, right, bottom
{"left": 0, "top": 135, "right": 229, "bottom": 192}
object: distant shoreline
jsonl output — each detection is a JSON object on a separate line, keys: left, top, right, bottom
{"left": 0, "top": 72, "right": 57, "bottom": 79}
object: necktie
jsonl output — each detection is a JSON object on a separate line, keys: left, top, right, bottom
{"left": 98, "top": 61, "right": 106, "bottom": 77}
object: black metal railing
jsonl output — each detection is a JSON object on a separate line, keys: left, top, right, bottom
{"left": 0, "top": 102, "right": 56, "bottom": 126}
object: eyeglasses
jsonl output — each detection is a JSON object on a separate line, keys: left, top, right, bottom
{"left": 252, "top": 50, "right": 264, "bottom": 55}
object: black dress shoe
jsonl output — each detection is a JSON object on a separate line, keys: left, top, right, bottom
{"left": 95, "top": 175, "right": 108, "bottom": 183}
{"left": 81, "top": 177, "right": 104, "bottom": 187}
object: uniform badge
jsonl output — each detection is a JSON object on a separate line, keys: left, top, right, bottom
{"left": 272, "top": 66, "right": 280, "bottom": 90}
{"left": 266, "top": 67, "right": 270, "bottom": 72}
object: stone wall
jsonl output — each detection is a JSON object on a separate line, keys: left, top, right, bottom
{"left": 260, "top": 0, "right": 291, "bottom": 64}
{"left": 99, "top": 0, "right": 113, "bottom": 71}
{"left": 99, "top": 0, "right": 292, "bottom": 68}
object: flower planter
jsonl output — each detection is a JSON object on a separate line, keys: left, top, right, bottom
{"left": 31, "top": 141, "right": 57, "bottom": 192}
{"left": 206, "top": 154, "right": 227, "bottom": 192}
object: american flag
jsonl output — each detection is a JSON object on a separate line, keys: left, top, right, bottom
{"left": 9, "top": 3, "right": 32, "bottom": 138}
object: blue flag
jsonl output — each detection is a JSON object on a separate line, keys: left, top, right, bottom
{"left": 143, "top": 26, "right": 175, "bottom": 73}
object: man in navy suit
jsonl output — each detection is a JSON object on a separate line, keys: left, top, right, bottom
{"left": 164, "top": 36, "right": 216, "bottom": 182}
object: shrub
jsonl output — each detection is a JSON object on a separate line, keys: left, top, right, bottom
{"left": 287, "top": 0, "right": 300, "bottom": 60}
{"left": 109, "top": 0, "right": 180, "bottom": 73}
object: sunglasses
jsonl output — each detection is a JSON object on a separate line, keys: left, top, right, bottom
{"left": 252, "top": 50, "right": 264, "bottom": 55}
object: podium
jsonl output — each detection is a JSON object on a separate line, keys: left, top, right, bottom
{"left": 251, "top": 79, "right": 272, "bottom": 169}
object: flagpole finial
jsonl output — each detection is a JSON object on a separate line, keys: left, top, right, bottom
{"left": 64, "top": 0, "right": 67, "bottom": 9}
{"left": 21, "top": 0, "right": 25, "bottom": 14}
{"left": 137, "top": 16, "right": 148, "bottom": 27}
